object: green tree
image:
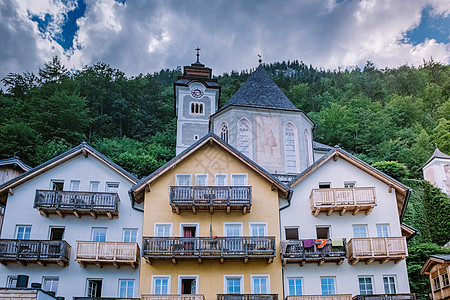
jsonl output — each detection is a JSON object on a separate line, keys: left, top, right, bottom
{"left": 372, "top": 161, "right": 409, "bottom": 181}
{"left": 431, "top": 118, "right": 450, "bottom": 153}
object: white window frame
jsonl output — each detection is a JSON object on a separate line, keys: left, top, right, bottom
{"left": 154, "top": 223, "right": 173, "bottom": 237}
{"left": 358, "top": 276, "right": 374, "bottom": 295}
{"left": 316, "top": 225, "right": 331, "bottom": 239}
{"left": 318, "top": 182, "right": 331, "bottom": 188}
{"left": 106, "top": 182, "right": 120, "bottom": 192}
{"left": 91, "top": 227, "right": 107, "bottom": 242}
{"left": 195, "top": 174, "right": 209, "bottom": 186}
{"left": 177, "top": 275, "right": 199, "bottom": 294}
{"left": 50, "top": 179, "right": 64, "bottom": 190}
{"left": 176, "top": 174, "right": 192, "bottom": 186}
{"left": 249, "top": 222, "right": 268, "bottom": 237}
{"left": 231, "top": 173, "right": 248, "bottom": 186}
{"left": 215, "top": 174, "right": 228, "bottom": 186}
{"left": 86, "top": 278, "right": 103, "bottom": 297}
{"left": 284, "top": 226, "right": 300, "bottom": 240}
{"left": 251, "top": 275, "right": 270, "bottom": 294}
{"left": 224, "top": 275, "right": 244, "bottom": 294}
{"left": 320, "top": 276, "right": 336, "bottom": 295}
{"left": 344, "top": 181, "right": 356, "bottom": 188}
{"left": 48, "top": 226, "right": 65, "bottom": 240}
{"left": 15, "top": 225, "right": 31, "bottom": 240}
{"left": 376, "top": 224, "right": 390, "bottom": 237}
{"left": 383, "top": 275, "right": 397, "bottom": 294}
{"left": 7, "top": 276, "right": 17, "bottom": 288}
{"left": 122, "top": 228, "right": 138, "bottom": 243}
{"left": 287, "top": 277, "right": 303, "bottom": 296}
{"left": 224, "top": 222, "right": 243, "bottom": 237}
{"left": 42, "top": 277, "right": 59, "bottom": 294}
{"left": 118, "top": 279, "right": 134, "bottom": 298}
{"left": 353, "top": 224, "right": 368, "bottom": 238}
{"left": 151, "top": 275, "right": 171, "bottom": 295}
{"left": 90, "top": 181, "right": 100, "bottom": 192}
{"left": 284, "top": 122, "right": 299, "bottom": 173}
{"left": 70, "top": 180, "right": 80, "bottom": 191}
{"left": 179, "top": 223, "right": 199, "bottom": 237}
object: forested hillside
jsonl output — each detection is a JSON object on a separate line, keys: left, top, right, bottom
{"left": 1, "top": 57, "right": 449, "bottom": 294}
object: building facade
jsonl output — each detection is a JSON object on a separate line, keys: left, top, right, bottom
{"left": 421, "top": 254, "right": 450, "bottom": 300}
{"left": 0, "top": 143, "right": 143, "bottom": 300}
{"left": 422, "top": 148, "right": 450, "bottom": 196}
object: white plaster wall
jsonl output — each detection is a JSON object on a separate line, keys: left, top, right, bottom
{"left": 280, "top": 158, "right": 410, "bottom": 295}
{"left": 0, "top": 154, "right": 142, "bottom": 299}
{"left": 422, "top": 158, "right": 450, "bottom": 195}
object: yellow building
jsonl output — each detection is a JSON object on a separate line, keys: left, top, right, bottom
{"left": 131, "top": 133, "right": 290, "bottom": 300}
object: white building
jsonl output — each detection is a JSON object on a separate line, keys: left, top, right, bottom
{"left": 280, "top": 147, "right": 413, "bottom": 297}
{"left": 421, "top": 147, "right": 450, "bottom": 196}
{"left": 0, "top": 143, "right": 143, "bottom": 300}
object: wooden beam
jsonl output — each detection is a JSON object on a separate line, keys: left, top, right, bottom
{"left": 95, "top": 261, "right": 102, "bottom": 268}
{"left": 318, "top": 259, "right": 325, "bottom": 266}
{"left": 389, "top": 186, "right": 393, "bottom": 193}
{"left": 56, "top": 210, "right": 64, "bottom": 218}
{"left": 171, "top": 258, "right": 177, "bottom": 265}
{"left": 107, "top": 212, "right": 113, "bottom": 220}
{"left": 352, "top": 207, "right": 360, "bottom": 215}
{"left": 8, "top": 188, "right": 13, "bottom": 195}
{"left": 282, "top": 259, "right": 286, "bottom": 267}
{"left": 131, "top": 262, "right": 137, "bottom": 269}
{"left": 90, "top": 211, "right": 97, "bottom": 219}
{"left": 244, "top": 257, "right": 248, "bottom": 264}
{"left": 226, "top": 206, "right": 230, "bottom": 214}
{"left": 37, "top": 261, "right": 46, "bottom": 267}
{"left": 337, "top": 259, "right": 344, "bottom": 266}
{"left": 145, "top": 258, "right": 152, "bottom": 265}
{"left": 267, "top": 257, "right": 273, "bottom": 264}
{"left": 209, "top": 139, "right": 213, "bottom": 147}
{"left": 192, "top": 206, "right": 196, "bottom": 214}
{"left": 271, "top": 184, "right": 276, "bottom": 191}
{"left": 327, "top": 208, "right": 333, "bottom": 216}
{"left": 17, "top": 260, "right": 27, "bottom": 266}
{"left": 334, "top": 153, "right": 339, "bottom": 161}
{"left": 365, "top": 258, "right": 374, "bottom": 265}
{"left": 78, "top": 261, "right": 86, "bottom": 268}
{"left": 197, "top": 258, "right": 202, "bottom": 264}
{"left": 381, "top": 257, "right": 389, "bottom": 264}
{"left": 340, "top": 208, "right": 347, "bottom": 216}
{"left": 242, "top": 207, "right": 247, "bottom": 214}
{"left": 40, "top": 210, "right": 49, "bottom": 218}
{"left": 57, "top": 260, "right": 66, "bottom": 268}
{"left": 175, "top": 207, "right": 180, "bottom": 215}
{"left": 82, "top": 149, "right": 88, "bottom": 158}
{"left": 73, "top": 210, "right": 80, "bottom": 218}
{"left": 145, "top": 184, "right": 151, "bottom": 192}
{"left": 113, "top": 262, "right": 119, "bottom": 269}
{"left": 313, "top": 208, "right": 320, "bottom": 217}
{"left": 365, "top": 207, "right": 373, "bottom": 215}
{"left": 299, "top": 260, "right": 305, "bottom": 267}
{"left": 220, "top": 257, "right": 224, "bottom": 264}
{"left": 395, "top": 257, "right": 404, "bottom": 264}
{"left": 351, "top": 258, "right": 359, "bottom": 265}
{"left": 209, "top": 206, "right": 213, "bottom": 214}
{"left": 0, "top": 261, "right": 7, "bottom": 266}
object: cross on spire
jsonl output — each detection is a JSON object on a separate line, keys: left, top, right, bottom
{"left": 195, "top": 47, "right": 201, "bottom": 63}
{"left": 258, "top": 54, "right": 262, "bottom": 65}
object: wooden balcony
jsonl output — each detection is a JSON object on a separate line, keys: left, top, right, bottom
{"left": 0, "top": 239, "right": 70, "bottom": 267}
{"left": 170, "top": 186, "right": 252, "bottom": 214}
{"left": 310, "top": 187, "right": 376, "bottom": 216}
{"left": 286, "top": 295, "right": 352, "bottom": 300}
{"left": 143, "top": 236, "right": 275, "bottom": 264}
{"left": 74, "top": 298, "right": 140, "bottom": 300}
{"left": 217, "top": 294, "right": 278, "bottom": 300}
{"left": 347, "top": 237, "right": 408, "bottom": 265}
{"left": 352, "top": 294, "right": 416, "bottom": 300}
{"left": 141, "top": 295, "right": 205, "bottom": 300}
{"left": 34, "top": 190, "right": 119, "bottom": 219}
{"left": 75, "top": 241, "right": 139, "bottom": 268}
{"left": 280, "top": 239, "right": 346, "bottom": 266}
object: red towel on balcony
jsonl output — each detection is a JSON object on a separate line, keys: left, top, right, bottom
{"left": 302, "top": 239, "right": 315, "bottom": 248}
{"left": 315, "top": 239, "right": 328, "bottom": 249}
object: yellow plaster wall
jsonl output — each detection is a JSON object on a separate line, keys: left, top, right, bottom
{"left": 139, "top": 143, "right": 283, "bottom": 299}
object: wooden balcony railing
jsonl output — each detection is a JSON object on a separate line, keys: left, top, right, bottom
{"left": 217, "top": 294, "right": 278, "bottom": 300}
{"left": 74, "top": 298, "right": 140, "bottom": 300}
{"left": 310, "top": 187, "right": 376, "bottom": 216}
{"left": 75, "top": 241, "right": 139, "bottom": 268}
{"left": 0, "top": 239, "right": 70, "bottom": 267}
{"left": 143, "top": 236, "right": 275, "bottom": 264}
{"left": 352, "top": 294, "right": 416, "bottom": 300}
{"left": 347, "top": 237, "right": 408, "bottom": 265}
{"left": 34, "top": 190, "right": 119, "bottom": 219}
{"left": 286, "top": 295, "right": 352, "bottom": 300}
{"left": 170, "top": 186, "right": 252, "bottom": 214}
{"left": 280, "top": 239, "right": 346, "bottom": 266}
{"left": 141, "top": 295, "right": 205, "bottom": 300}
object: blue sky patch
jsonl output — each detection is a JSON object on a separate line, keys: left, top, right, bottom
{"left": 406, "top": 6, "right": 449, "bottom": 45}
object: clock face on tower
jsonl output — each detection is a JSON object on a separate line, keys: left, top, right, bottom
{"left": 191, "top": 88, "right": 203, "bottom": 98}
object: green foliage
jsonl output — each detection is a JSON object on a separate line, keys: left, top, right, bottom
{"left": 372, "top": 161, "right": 409, "bottom": 181}
{"left": 431, "top": 118, "right": 450, "bottom": 154}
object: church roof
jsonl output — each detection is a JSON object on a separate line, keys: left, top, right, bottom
{"left": 421, "top": 147, "right": 450, "bottom": 169}
{"left": 313, "top": 141, "right": 333, "bottom": 152}
{"left": 220, "top": 65, "right": 300, "bottom": 112}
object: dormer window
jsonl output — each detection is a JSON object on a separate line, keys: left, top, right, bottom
{"left": 190, "top": 102, "right": 204, "bottom": 115}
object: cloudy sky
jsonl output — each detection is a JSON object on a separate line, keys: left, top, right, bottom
{"left": 0, "top": 0, "right": 449, "bottom": 82}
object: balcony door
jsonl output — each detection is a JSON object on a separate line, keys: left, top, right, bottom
{"left": 225, "top": 223, "right": 242, "bottom": 253}
{"left": 86, "top": 279, "right": 102, "bottom": 297}
{"left": 49, "top": 227, "right": 64, "bottom": 240}
{"left": 180, "top": 276, "right": 198, "bottom": 295}
{"left": 182, "top": 225, "right": 197, "bottom": 254}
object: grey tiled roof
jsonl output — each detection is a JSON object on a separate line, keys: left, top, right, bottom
{"left": 421, "top": 147, "right": 450, "bottom": 169}
{"left": 0, "top": 157, "right": 31, "bottom": 172}
{"left": 313, "top": 141, "right": 333, "bottom": 151}
{"left": 220, "top": 65, "right": 300, "bottom": 112}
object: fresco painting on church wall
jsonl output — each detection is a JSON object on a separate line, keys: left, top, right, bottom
{"left": 425, "top": 168, "right": 436, "bottom": 186}
{"left": 255, "top": 115, "right": 282, "bottom": 169}
{"left": 445, "top": 164, "right": 450, "bottom": 193}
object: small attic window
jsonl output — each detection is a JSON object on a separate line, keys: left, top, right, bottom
{"left": 319, "top": 182, "right": 331, "bottom": 189}
{"left": 194, "top": 135, "right": 199, "bottom": 140}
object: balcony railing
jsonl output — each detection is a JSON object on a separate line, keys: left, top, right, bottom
{"left": 286, "top": 295, "right": 352, "bottom": 300}
{"left": 352, "top": 294, "right": 416, "bottom": 300}
{"left": 217, "top": 294, "right": 278, "bottom": 300}
{"left": 170, "top": 186, "right": 252, "bottom": 214}
{"left": 280, "top": 239, "right": 346, "bottom": 266}
{"left": 347, "top": 237, "right": 408, "bottom": 265}
{"left": 75, "top": 241, "right": 139, "bottom": 268}
{"left": 0, "top": 239, "right": 70, "bottom": 267}
{"left": 310, "top": 187, "right": 376, "bottom": 216}
{"left": 34, "top": 190, "right": 119, "bottom": 219}
{"left": 74, "top": 298, "right": 140, "bottom": 300}
{"left": 141, "top": 295, "right": 205, "bottom": 300}
{"left": 143, "top": 236, "right": 275, "bottom": 264}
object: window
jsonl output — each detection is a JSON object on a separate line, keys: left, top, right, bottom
{"left": 225, "top": 223, "right": 242, "bottom": 237}
{"left": 344, "top": 182, "right": 355, "bottom": 188}
{"left": 321, "top": 277, "right": 336, "bottom": 295}
{"left": 220, "top": 122, "right": 229, "bottom": 143}
{"left": 237, "top": 118, "right": 251, "bottom": 157}
{"left": 176, "top": 174, "right": 191, "bottom": 186}
{"left": 16, "top": 225, "right": 31, "bottom": 240}
{"left": 123, "top": 229, "right": 138, "bottom": 243}
{"left": 179, "top": 275, "right": 198, "bottom": 294}
{"left": 90, "top": 181, "right": 100, "bottom": 192}
{"left": 152, "top": 276, "right": 170, "bottom": 295}
{"left": 195, "top": 174, "right": 208, "bottom": 186}
{"left": 155, "top": 224, "right": 172, "bottom": 237}
{"left": 316, "top": 226, "right": 330, "bottom": 239}
{"left": 106, "top": 182, "right": 120, "bottom": 193}
{"left": 190, "top": 102, "right": 204, "bottom": 115}
{"left": 49, "top": 227, "right": 65, "bottom": 241}
{"left": 252, "top": 275, "right": 269, "bottom": 294}
{"left": 250, "top": 223, "right": 267, "bottom": 237}
{"left": 87, "top": 279, "right": 102, "bottom": 297}
{"left": 377, "top": 224, "right": 390, "bottom": 237}
{"left": 42, "top": 277, "right": 59, "bottom": 294}
{"left": 285, "top": 123, "right": 298, "bottom": 172}
{"left": 288, "top": 278, "right": 303, "bottom": 296}
{"left": 91, "top": 228, "right": 107, "bottom": 242}
{"left": 433, "top": 276, "right": 441, "bottom": 290}
{"left": 319, "top": 182, "right": 331, "bottom": 189}
{"left": 7, "top": 276, "right": 17, "bottom": 288}
{"left": 304, "top": 129, "right": 313, "bottom": 166}
{"left": 231, "top": 174, "right": 247, "bottom": 186}
{"left": 225, "top": 276, "right": 243, "bottom": 294}
{"left": 51, "top": 180, "right": 64, "bottom": 191}
{"left": 119, "top": 280, "right": 134, "bottom": 297}
{"left": 70, "top": 180, "right": 80, "bottom": 191}
{"left": 383, "top": 276, "right": 396, "bottom": 294}
{"left": 215, "top": 174, "right": 227, "bottom": 186}
{"left": 353, "top": 225, "right": 368, "bottom": 238}
{"left": 442, "top": 273, "right": 449, "bottom": 287}
{"left": 358, "top": 276, "right": 373, "bottom": 295}
{"left": 285, "top": 227, "right": 299, "bottom": 240}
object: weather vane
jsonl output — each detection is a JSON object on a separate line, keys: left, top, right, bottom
{"left": 258, "top": 54, "right": 262, "bottom": 64}
{"left": 196, "top": 47, "right": 201, "bottom": 63}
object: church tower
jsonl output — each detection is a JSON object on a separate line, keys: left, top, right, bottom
{"left": 175, "top": 49, "right": 221, "bottom": 155}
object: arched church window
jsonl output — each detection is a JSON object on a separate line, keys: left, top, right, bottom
{"left": 304, "top": 129, "right": 313, "bottom": 167}
{"left": 190, "top": 102, "right": 204, "bottom": 115}
{"left": 237, "top": 118, "right": 251, "bottom": 157}
{"left": 220, "top": 122, "right": 229, "bottom": 143}
{"left": 285, "top": 123, "right": 298, "bottom": 173}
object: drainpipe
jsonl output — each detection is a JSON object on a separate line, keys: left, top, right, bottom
{"left": 129, "top": 190, "right": 144, "bottom": 212}
{"left": 279, "top": 189, "right": 293, "bottom": 300}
